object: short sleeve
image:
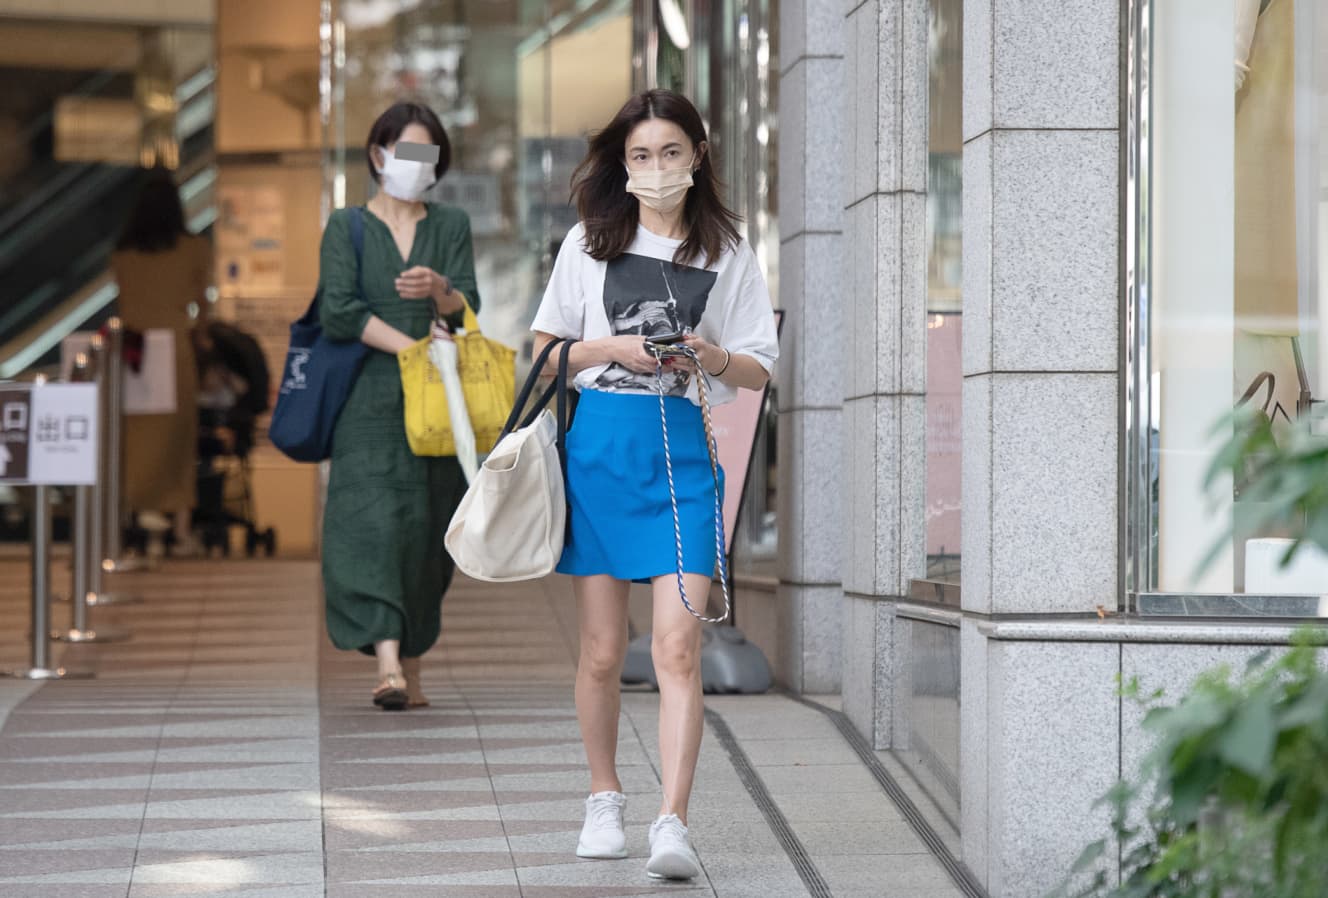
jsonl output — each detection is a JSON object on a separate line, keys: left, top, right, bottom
{"left": 318, "top": 209, "right": 373, "bottom": 343}
{"left": 531, "top": 224, "right": 587, "bottom": 340}
{"left": 719, "top": 242, "right": 779, "bottom": 373}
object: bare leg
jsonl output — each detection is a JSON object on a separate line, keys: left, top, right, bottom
{"left": 574, "top": 575, "right": 631, "bottom": 794}
{"left": 651, "top": 573, "right": 707, "bottom": 825}
{"left": 374, "top": 639, "right": 402, "bottom": 680}
{"left": 402, "top": 656, "right": 428, "bottom": 706}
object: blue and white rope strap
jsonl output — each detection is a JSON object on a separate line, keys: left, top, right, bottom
{"left": 649, "top": 343, "right": 731, "bottom": 624}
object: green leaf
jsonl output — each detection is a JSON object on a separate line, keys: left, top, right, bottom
{"left": 1279, "top": 675, "right": 1328, "bottom": 729}
{"left": 1218, "top": 688, "right": 1277, "bottom": 777}
{"left": 1070, "top": 839, "right": 1106, "bottom": 874}
{"left": 1168, "top": 758, "right": 1218, "bottom": 825}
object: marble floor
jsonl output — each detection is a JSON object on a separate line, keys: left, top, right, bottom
{"left": 0, "top": 556, "right": 961, "bottom": 898}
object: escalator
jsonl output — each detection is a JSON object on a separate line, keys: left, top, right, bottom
{"left": 0, "top": 59, "right": 216, "bottom": 379}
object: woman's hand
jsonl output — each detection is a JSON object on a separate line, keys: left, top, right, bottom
{"left": 395, "top": 265, "right": 445, "bottom": 299}
{"left": 397, "top": 266, "right": 465, "bottom": 317}
{"left": 681, "top": 334, "right": 726, "bottom": 376}
{"left": 602, "top": 335, "right": 660, "bottom": 375}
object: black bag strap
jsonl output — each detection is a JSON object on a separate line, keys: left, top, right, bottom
{"left": 496, "top": 338, "right": 577, "bottom": 542}
{"left": 523, "top": 347, "right": 569, "bottom": 431}
{"left": 348, "top": 205, "right": 365, "bottom": 258}
{"left": 501, "top": 338, "right": 577, "bottom": 439}
{"left": 553, "top": 339, "right": 573, "bottom": 480}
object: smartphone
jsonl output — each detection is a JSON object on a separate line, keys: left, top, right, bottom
{"left": 647, "top": 330, "right": 687, "bottom": 346}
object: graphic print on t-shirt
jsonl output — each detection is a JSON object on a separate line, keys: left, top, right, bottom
{"left": 594, "top": 252, "right": 718, "bottom": 395}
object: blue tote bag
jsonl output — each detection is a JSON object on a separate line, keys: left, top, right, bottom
{"left": 269, "top": 206, "right": 370, "bottom": 462}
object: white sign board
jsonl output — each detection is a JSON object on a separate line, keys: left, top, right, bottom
{"left": 0, "top": 383, "right": 99, "bottom": 485}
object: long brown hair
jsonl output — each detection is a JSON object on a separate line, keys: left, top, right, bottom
{"left": 571, "top": 89, "right": 741, "bottom": 268}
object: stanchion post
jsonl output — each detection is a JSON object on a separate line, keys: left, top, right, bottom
{"left": 30, "top": 485, "right": 52, "bottom": 671}
{"left": 101, "top": 318, "right": 149, "bottom": 574}
{"left": 1, "top": 485, "right": 92, "bottom": 680}
{"left": 85, "top": 333, "right": 140, "bottom": 606}
{"left": 54, "top": 352, "right": 130, "bottom": 644}
{"left": 71, "top": 484, "right": 91, "bottom": 634}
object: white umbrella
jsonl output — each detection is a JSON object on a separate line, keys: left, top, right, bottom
{"left": 428, "top": 325, "right": 478, "bottom": 483}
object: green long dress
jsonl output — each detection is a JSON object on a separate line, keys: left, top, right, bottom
{"left": 317, "top": 203, "right": 479, "bottom": 659}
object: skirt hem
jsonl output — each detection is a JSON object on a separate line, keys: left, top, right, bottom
{"left": 554, "top": 563, "right": 717, "bottom": 584}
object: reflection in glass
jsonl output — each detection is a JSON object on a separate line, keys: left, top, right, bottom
{"left": 323, "top": 0, "right": 780, "bottom": 570}
{"left": 925, "top": 0, "right": 962, "bottom": 583}
{"left": 324, "top": 0, "right": 632, "bottom": 365}
{"left": 900, "top": 617, "right": 961, "bottom": 830}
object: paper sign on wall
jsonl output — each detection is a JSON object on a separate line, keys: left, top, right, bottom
{"left": 122, "top": 329, "right": 177, "bottom": 415}
{"left": 60, "top": 331, "right": 176, "bottom": 415}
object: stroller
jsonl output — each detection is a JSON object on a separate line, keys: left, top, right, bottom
{"left": 194, "top": 321, "right": 277, "bottom": 557}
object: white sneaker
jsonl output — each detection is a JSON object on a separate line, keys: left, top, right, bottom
{"left": 576, "top": 791, "right": 627, "bottom": 859}
{"left": 646, "top": 814, "right": 700, "bottom": 880}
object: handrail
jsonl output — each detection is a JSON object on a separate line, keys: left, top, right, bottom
{"left": 0, "top": 270, "right": 118, "bottom": 379}
{"left": 0, "top": 158, "right": 217, "bottom": 374}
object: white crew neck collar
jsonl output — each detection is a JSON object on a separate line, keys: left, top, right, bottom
{"left": 636, "top": 222, "right": 686, "bottom": 246}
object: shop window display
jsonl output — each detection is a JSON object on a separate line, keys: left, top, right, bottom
{"left": 1137, "top": 0, "right": 1328, "bottom": 608}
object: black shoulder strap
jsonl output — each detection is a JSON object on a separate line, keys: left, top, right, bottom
{"left": 501, "top": 338, "right": 566, "bottom": 439}
{"left": 553, "top": 340, "right": 575, "bottom": 543}
{"left": 348, "top": 205, "right": 365, "bottom": 259}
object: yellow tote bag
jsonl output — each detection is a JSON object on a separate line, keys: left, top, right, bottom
{"left": 398, "top": 299, "right": 516, "bottom": 457}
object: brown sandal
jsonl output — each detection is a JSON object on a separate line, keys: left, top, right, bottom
{"left": 372, "top": 672, "right": 408, "bottom": 711}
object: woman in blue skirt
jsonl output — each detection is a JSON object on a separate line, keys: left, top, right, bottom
{"left": 531, "top": 89, "right": 779, "bottom": 881}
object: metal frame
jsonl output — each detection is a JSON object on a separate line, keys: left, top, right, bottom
{"left": 1124, "top": 0, "right": 1151, "bottom": 610}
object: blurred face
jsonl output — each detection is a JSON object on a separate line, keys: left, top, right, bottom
{"left": 371, "top": 122, "right": 435, "bottom": 174}
{"left": 624, "top": 118, "right": 703, "bottom": 172}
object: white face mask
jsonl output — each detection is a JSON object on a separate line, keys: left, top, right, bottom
{"left": 625, "top": 156, "right": 697, "bottom": 213}
{"left": 375, "top": 145, "right": 437, "bottom": 202}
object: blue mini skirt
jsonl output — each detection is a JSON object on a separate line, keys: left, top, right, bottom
{"left": 557, "top": 389, "right": 725, "bottom": 583}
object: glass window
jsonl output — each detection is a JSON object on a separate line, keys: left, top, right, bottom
{"left": 1131, "top": 0, "right": 1328, "bottom": 612}
{"left": 323, "top": 0, "right": 633, "bottom": 361}
{"left": 888, "top": 0, "right": 965, "bottom": 847}
{"left": 322, "top": 0, "right": 780, "bottom": 575}
{"left": 649, "top": 0, "right": 781, "bottom": 574}
{"left": 924, "top": 0, "right": 962, "bottom": 586}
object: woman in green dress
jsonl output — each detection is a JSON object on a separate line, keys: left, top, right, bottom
{"left": 317, "top": 102, "right": 479, "bottom": 710}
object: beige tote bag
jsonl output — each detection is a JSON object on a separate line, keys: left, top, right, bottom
{"left": 445, "top": 339, "right": 575, "bottom": 582}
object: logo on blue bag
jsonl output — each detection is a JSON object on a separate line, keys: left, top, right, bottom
{"left": 282, "top": 349, "right": 312, "bottom": 394}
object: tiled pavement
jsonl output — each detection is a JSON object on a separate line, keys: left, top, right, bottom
{"left": 0, "top": 555, "right": 964, "bottom": 897}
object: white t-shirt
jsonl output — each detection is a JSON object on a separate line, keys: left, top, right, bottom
{"left": 530, "top": 222, "right": 780, "bottom": 407}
